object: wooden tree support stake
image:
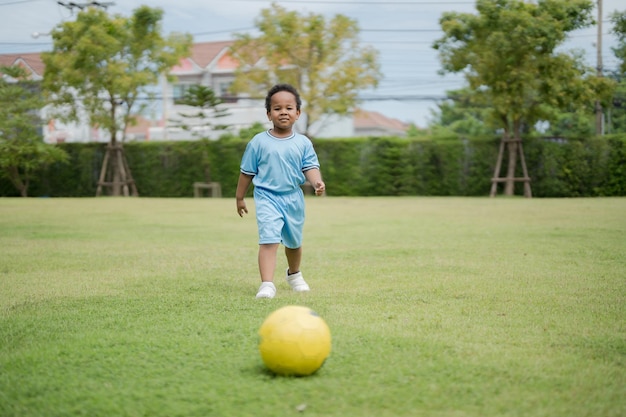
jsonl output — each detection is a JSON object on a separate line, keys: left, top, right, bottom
{"left": 96, "top": 144, "right": 139, "bottom": 197}
{"left": 489, "top": 136, "right": 532, "bottom": 198}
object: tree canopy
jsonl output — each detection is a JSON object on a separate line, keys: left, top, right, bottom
{"left": 434, "top": 0, "right": 613, "bottom": 136}
{"left": 427, "top": 88, "right": 498, "bottom": 139}
{"left": 42, "top": 6, "right": 191, "bottom": 145}
{"left": 433, "top": 0, "right": 615, "bottom": 196}
{"left": 0, "top": 66, "right": 68, "bottom": 197}
{"left": 229, "top": 2, "right": 382, "bottom": 137}
{"left": 41, "top": 5, "right": 191, "bottom": 195}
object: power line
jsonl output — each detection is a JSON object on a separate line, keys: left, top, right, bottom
{"left": 128, "top": 94, "right": 450, "bottom": 102}
{"left": 219, "top": 0, "right": 474, "bottom": 3}
{"left": 56, "top": 1, "right": 114, "bottom": 11}
{"left": 362, "top": 29, "right": 441, "bottom": 32}
{"left": 358, "top": 96, "right": 447, "bottom": 101}
{"left": 0, "top": 42, "right": 51, "bottom": 45}
{"left": 0, "top": 0, "right": 41, "bottom": 5}
{"left": 192, "top": 28, "right": 255, "bottom": 36}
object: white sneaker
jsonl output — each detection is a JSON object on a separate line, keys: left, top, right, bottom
{"left": 286, "top": 269, "right": 310, "bottom": 292}
{"left": 256, "top": 282, "right": 276, "bottom": 299}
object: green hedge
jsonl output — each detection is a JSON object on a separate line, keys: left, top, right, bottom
{"left": 1, "top": 135, "right": 625, "bottom": 197}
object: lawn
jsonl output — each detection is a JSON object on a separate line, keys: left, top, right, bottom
{"left": 1, "top": 197, "right": 624, "bottom": 417}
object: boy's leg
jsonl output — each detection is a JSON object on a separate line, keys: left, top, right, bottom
{"left": 285, "top": 246, "right": 302, "bottom": 275}
{"left": 256, "top": 243, "right": 279, "bottom": 298}
{"left": 285, "top": 246, "right": 310, "bottom": 292}
{"left": 281, "top": 192, "right": 309, "bottom": 292}
{"left": 259, "top": 243, "right": 279, "bottom": 282}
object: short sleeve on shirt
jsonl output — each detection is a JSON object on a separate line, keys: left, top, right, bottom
{"left": 302, "top": 140, "right": 320, "bottom": 171}
{"left": 240, "top": 140, "right": 258, "bottom": 176}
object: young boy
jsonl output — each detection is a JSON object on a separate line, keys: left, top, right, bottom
{"left": 236, "top": 84, "right": 325, "bottom": 299}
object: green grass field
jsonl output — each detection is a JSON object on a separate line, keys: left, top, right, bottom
{"left": 1, "top": 197, "right": 624, "bottom": 417}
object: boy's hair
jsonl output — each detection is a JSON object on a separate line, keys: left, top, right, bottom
{"left": 265, "top": 84, "right": 302, "bottom": 112}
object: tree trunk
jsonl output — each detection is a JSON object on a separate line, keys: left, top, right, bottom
{"left": 504, "top": 137, "right": 518, "bottom": 196}
{"left": 20, "top": 179, "right": 28, "bottom": 198}
{"left": 8, "top": 166, "right": 28, "bottom": 197}
{"left": 96, "top": 140, "right": 138, "bottom": 197}
{"left": 490, "top": 124, "right": 532, "bottom": 198}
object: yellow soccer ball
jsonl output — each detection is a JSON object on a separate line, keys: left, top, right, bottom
{"left": 258, "top": 305, "right": 331, "bottom": 376}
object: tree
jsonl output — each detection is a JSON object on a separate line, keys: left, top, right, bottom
{"left": 607, "top": 10, "right": 626, "bottom": 133}
{"left": 41, "top": 6, "right": 191, "bottom": 196}
{"left": 170, "top": 85, "right": 230, "bottom": 137}
{"left": 230, "top": 2, "right": 381, "bottom": 137}
{"left": 610, "top": 10, "right": 626, "bottom": 74}
{"left": 0, "top": 66, "right": 68, "bottom": 197}
{"left": 536, "top": 108, "right": 595, "bottom": 137}
{"left": 428, "top": 88, "right": 499, "bottom": 138}
{"left": 433, "top": 0, "right": 614, "bottom": 197}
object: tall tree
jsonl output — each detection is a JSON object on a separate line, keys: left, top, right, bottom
{"left": 607, "top": 10, "right": 626, "bottom": 133}
{"left": 41, "top": 6, "right": 191, "bottom": 196}
{"left": 230, "top": 2, "right": 381, "bottom": 137}
{"left": 428, "top": 88, "right": 499, "bottom": 138}
{"left": 170, "top": 85, "right": 230, "bottom": 138}
{"left": 434, "top": 0, "right": 614, "bottom": 197}
{"left": 0, "top": 66, "right": 68, "bottom": 197}
{"left": 610, "top": 10, "right": 626, "bottom": 74}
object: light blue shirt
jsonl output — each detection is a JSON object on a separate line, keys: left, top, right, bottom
{"left": 240, "top": 130, "right": 320, "bottom": 193}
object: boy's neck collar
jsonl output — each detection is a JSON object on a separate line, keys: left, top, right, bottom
{"left": 268, "top": 129, "right": 295, "bottom": 139}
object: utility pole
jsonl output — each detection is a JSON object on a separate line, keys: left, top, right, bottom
{"left": 595, "top": 0, "right": 603, "bottom": 135}
{"left": 57, "top": 1, "right": 114, "bottom": 12}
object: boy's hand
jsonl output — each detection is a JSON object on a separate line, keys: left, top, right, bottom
{"left": 237, "top": 199, "right": 248, "bottom": 217}
{"left": 313, "top": 181, "right": 325, "bottom": 196}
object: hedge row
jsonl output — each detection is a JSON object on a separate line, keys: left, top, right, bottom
{"left": 2, "top": 135, "right": 625, "bottom": 197}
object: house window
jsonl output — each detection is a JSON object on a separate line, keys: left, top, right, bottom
{"left": 218, "top": 81, "right": 237, "bottom": 104}
{"left": 173, "top": 84, "right": 191, "bottom": 101}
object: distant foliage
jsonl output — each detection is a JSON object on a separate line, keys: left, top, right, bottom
{"left": 3, "top": 135, "right": 624, "bottom": 198}
{"left": 171, "top": 85, "right": 231, "bottom": 137}
{"left": 0, "top": 66, "right": 68, "bottom": 197}
{"left": 230, "top": 3, "right": 381, "bottom": 137}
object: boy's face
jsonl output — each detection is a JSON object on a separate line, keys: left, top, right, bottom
{"left": 267, "top": 91, "right": 300, "bottom": 133}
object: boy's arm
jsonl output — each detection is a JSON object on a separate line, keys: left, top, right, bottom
{"left": 304, "top": 168, "right": 325, "bottom": 196}
{"left": 236, "top": 173, "right": 253, "bottom": 217}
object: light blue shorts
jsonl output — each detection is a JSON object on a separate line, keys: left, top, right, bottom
{"left": 254, "top": 187, "right": 305, "bottom": 249}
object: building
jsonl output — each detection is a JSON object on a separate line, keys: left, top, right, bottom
{"left": 354, "top": 109, "right": 410, "bottom": 137}
{"left": 0, "top": 52, "right": 110, "bottom": 143}
{"left": 1, "top": 41, "right": 409, "bottom": 142}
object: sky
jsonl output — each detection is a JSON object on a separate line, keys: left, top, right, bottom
{"left": 0, "top": 0, "right": 623, "bottom": 127}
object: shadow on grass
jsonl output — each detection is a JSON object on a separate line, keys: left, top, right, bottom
{"left": 243, "top": 363, "right": 328, "bottom": 380}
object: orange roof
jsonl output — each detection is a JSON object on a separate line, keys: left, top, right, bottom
{"left": 354, "top": 109, "right": 409, "bottom": 132}
{"left": 188, "top": 40, "right": 234, "bottom": 68}
{"left": 216, "top": 51, "right": 238, "bottom": 70}
{"left": 125, "top": 115, "right": 155, "bottom": 135}
{"left": 0, "top": 52, "right": 45, "bottom": 77}
{"left": 0, "top": 41, "right": 236, "bottom": 76}
{"left": 170, "top": 57, "right": 196, "bottom": 73}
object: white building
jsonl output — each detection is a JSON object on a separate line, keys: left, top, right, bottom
{"left": 152, "top": 40, "right": 358, "bottom": 140}
{"left": 1, "top": 42, "right": 408, "bottom": 143}
{"left": 0, "top": 52, "right": 110, "bottom": 144}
